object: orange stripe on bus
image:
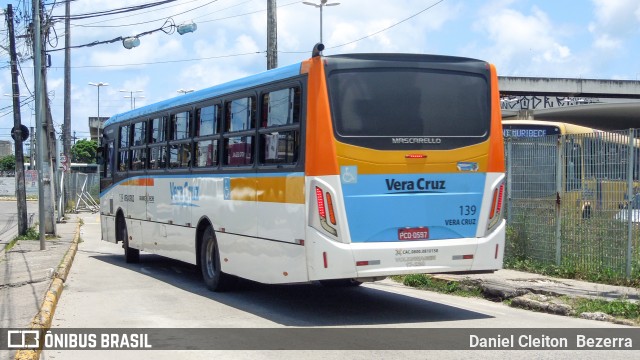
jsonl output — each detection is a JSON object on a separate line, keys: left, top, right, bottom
{"left": 305, "top": 57, "right": 339, "bottom": 176}
{"left": 229, "top": 177, "right": 305, "bottom": 204}
{"left": 487, "top": 64, "right": 505, "bottom": 172}
{"left": 257, "top": 177, "right": 305, "bottom": 204}
{"left": 122, "top": 178, "right": 154, "bottom": 186}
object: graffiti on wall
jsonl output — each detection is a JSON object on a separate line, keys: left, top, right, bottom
{"left": 500, "top": 96, "right": 600, "bottom": 110}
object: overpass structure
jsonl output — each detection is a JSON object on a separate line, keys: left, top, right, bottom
{"left": 497, "top": 77, "right": 640, "bottom": 130}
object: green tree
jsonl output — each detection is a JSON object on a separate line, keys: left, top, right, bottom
{"left": 71, "top": 139, "right": 98, "bottom": 164}
{"left": 0, "top": 154, "right": 16, "bottom": 171}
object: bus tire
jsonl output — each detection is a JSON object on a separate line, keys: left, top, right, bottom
{"left": 319, "top": 279, "right": 362, "bottom": 287}
{"left": 119, "top": 217, "right": 139, "bottom": 263}
{"left": 200, "top": 226, "right": 235, "bottom": 292}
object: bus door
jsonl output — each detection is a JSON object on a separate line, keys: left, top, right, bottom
{"left": 100, "top": 139, "right": 117, "bottom": 243}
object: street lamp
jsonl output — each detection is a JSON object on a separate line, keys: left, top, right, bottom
{"left": 123, "top": 95, "right": 146, "bottom": 109}
{"left": 302, "top": 0, "right": 340, "bottom": 44}
{"left": 88, "top": 82, "right": 109, "bottom": 120}
{"left": 120, "top": 89, "right": 143, "bottom": 109}
{"left": 177, "top": 89, "right": 194, "bottom": 95}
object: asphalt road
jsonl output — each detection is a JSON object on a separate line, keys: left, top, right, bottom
{"left": 45, "top": 213, "right": 638, "bottom": 360}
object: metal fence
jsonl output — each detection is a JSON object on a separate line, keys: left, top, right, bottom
{"left": 64, "top": 171, "right": 100, "bottom": 212}
{"left": 504, "top": 129, "right": 640, "bottom": 280}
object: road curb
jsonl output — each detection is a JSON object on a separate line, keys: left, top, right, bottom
{"left": 14, "top": 221, "right": 81, "bottom": 360}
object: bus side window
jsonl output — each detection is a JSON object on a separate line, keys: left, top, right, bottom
{"left": 149, "top": 117, "right": 167, "bottom": 170}
{"left": 106, "top": 141, "right": 114, "bottom": 178}
{"left": 118, "top": 125, "right": 130, "bottom": 172}
{"left": 258, "top": 87, "right": 301, "bottom": 166}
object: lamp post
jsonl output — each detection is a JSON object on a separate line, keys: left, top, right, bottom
{"left": 302, "top": 0, "right": 340, "bottom": 44}
{"left": 88, "top": 82, "right": 109, "bottom": 120}
{"left": 177, "top": 89, "right": 194, "bottom": 95}
{"left": 123, "top": 95, "right": 145, "bottom": 109}
{"left": 120, "top": 89, "right": 143, "bottom": 109}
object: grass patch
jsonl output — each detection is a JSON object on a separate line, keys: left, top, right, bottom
{"left": 3, "top": 238, "right": 19, "bottom": 252}
{"left": 13, "top": 227, "right": 59, "bottom": 241}
{"left": 15, "top": 227, "right": 40, "bottom": 240}
{"left": 568, "top": 297, "right": 640, "bottom": 323}
{"left": 391, "top": 274, "right": 482, "bottom": 297}
{"left": 505, "top": 257, "right": 640, "bottom": 288}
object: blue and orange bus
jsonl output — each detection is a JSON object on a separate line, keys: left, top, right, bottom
{"left": 99, "top": 51, "right": 505, "bottom": 291}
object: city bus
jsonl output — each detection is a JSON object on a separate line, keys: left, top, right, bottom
{"left": 99, "top": 51, "right": 506, "bottom": 291}
{"left": 502, "top": 119, "right": 640, "bottom": 217}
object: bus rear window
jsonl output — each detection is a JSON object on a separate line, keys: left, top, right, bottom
{"left": 327, "top": 69, "right": 490, "bottom": 149}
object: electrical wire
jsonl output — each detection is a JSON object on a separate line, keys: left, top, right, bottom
{"left": 279, "top": 0, "right": 447, "bottom": 54}
{"left": 196, "top": 0, "right": 299, "bottom": 25}
{"left": 70, "top": 0, "right": 219, "bottom": 28}
{"left": 46, "top": 51, "right": 266, "bottom": 68}
{"left": 50, "top": 0, "right": 179, "bottom": 21}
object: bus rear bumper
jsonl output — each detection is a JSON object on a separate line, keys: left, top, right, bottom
{"left": 351, "top": 220, "right": 506, "bottom": 279}
{"left": 308, "top": 220, "right": 506, "bottom": 281}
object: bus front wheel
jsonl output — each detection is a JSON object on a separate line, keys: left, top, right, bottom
{"left": 200, "top": 226, "right": 235, "bottom": 292}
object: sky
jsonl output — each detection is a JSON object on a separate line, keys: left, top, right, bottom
{"left": 1, "top": 0, "right": 639, "bottom": 152}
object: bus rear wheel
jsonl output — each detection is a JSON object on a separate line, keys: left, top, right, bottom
{"left": 200, "top": 226, "right": 235, "bottom": 292}
{"left": 118, "top": 216, "right": 139, "bottom": 263}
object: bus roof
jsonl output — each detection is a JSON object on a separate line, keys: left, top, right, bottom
{"left": 103, "top": 62, "right": 303, "bottom": 128}
{"left": 502, "top": 119, "right": 598, "bottom": 135}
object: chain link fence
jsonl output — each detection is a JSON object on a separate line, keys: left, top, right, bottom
{"left": 0, "top": 170, "right": 99, "bottom": 211}
{"left": 505, "top": 129, "right": 640, "bottom": 280}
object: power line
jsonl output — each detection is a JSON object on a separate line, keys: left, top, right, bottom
{"left": 330, "top": 0, "right": 447, "bottom": 51}
{"left": 50, "top": 0, "right": 179, "bottom": 21}
{"left": 196, "top": 0, "right": 300, "bottom": 25}
{"left": 279, "top": 0, "right": 448, "bottom": 54}
{"left": 70, "top": 0, "right": 218, "bottom": 28}
{"left": 45, "top": 51, "right": 266, "bottom": 68}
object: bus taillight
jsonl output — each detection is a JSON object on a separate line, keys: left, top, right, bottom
{"left": 496, "top": 183, "right": 505, "bottom": 214}
{"left": 487, "top": 181, "right": 505, "bottom": 232}
{"left": 315, "top": 186, "right": 338, "bottom": 236}
{"left": 488, "top": 183, "right": 505, "bottom": 220}
{"left": 315, "top": 186, "right": 326, "bottom": 219}
{"left": 489, "top": 188, "right": 498, "bottom": 220}
{"left": 326, "top": 192, "right": 337, "bottom": 225}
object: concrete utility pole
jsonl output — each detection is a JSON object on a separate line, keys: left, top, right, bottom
{"left": 33, "top": 0, "right": 47, "bottom": 249}
{"left": 63, "top": 0, "right": 71, "bottom": 212}
{"left": 6, "top": 4, "right": 28, "bottom": 236}
{"left": 267, "top": 0, "right": 278, "bottom": 70}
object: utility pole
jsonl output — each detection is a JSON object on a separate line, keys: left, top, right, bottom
{"left": 6, "top": 4, "right": 28, "bottom": 236}
{"left": 34, "top": 0, "right": 47, "bottom": 249}
{"left": 62, "top": 0, "right": 71, "bottom": 213}
{"left": 267, "top": 0, "right": 278, "bottom": 70}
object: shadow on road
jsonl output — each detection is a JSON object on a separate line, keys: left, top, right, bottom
{"left": 89, "top": 252, "right": 494, "bottom": 327}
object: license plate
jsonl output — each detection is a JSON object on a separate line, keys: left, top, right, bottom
{"left": 398, "top": 227, "right": 429, "bottom": 241}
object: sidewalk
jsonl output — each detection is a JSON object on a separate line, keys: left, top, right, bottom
{"left": 0, "top": 213, "right": 78, "bottom": 328}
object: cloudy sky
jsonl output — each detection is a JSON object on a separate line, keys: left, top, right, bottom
{"left": 1, "top": 0, "right": 639, "bottom": 148}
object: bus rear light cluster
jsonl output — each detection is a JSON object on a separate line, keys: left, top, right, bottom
{"left": 487, "top": 182, "right": 505, "bottom": 232}
{"left": 315, "top": 186, "right": 338, "bottom": 236}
